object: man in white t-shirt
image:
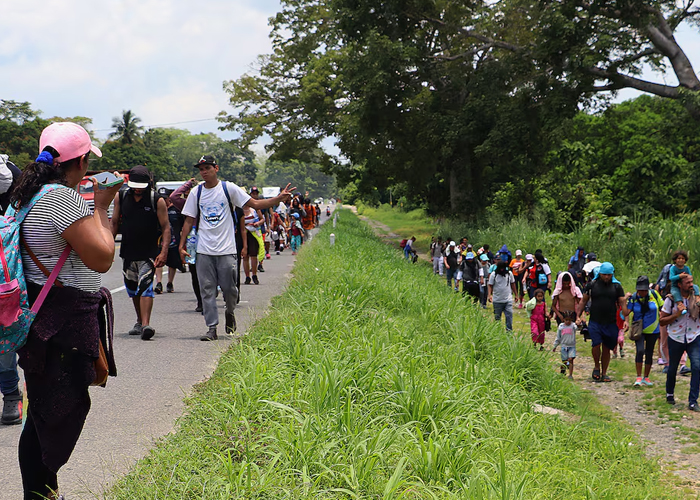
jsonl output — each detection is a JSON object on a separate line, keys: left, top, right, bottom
{"left": 660, "top": 273, "right": 700, "bottom": 410}
{"left": 179, "top": 155, "right": 294, "bottom": 340}
{"left": 488, "top": 261, "right": 517, "bottom": 331}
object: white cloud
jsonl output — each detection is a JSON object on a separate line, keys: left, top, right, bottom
{"left": 0, "top": 0, "right": 280, "bottom": 139}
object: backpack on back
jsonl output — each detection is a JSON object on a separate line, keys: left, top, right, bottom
{"left": 535, "top": 264, "right": 548, "bottom": 286}
{"left": 0, "top": 184, "right": 71, "bottom": 354}
{"left": 400, "top": 239, "right": 408, "bottom": 248}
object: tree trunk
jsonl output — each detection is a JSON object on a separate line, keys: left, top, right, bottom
{"left": 449, "top": 166, "right": 460, "bottom": 211}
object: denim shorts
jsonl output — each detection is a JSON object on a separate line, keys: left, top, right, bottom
{"left": 560, "top": 346, "right": 577, "bottom": 361}
{"left": 588, "top": 321, "right": 618, "bottom": 350}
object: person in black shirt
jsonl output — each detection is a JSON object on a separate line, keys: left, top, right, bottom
{"left": 111, "top": 165, "right": 170, "bottom": 340}
{"left": 577, "top": 262, "right": 625, "bottom": 382}
{"left": 154, "top": 188, "right": 186, "bottom": 294}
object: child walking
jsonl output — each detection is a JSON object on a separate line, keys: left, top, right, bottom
{"left": 526, "top": 288, "right": 549, "bottom": 350}
{"left": 553, "top": 310, "right": 577, "bottom": 379}
{"left": 613, "top": 304, "right": 626, "bottom": 358}
{"left": 290, "top": 212, "right": 303, "bottom": 254}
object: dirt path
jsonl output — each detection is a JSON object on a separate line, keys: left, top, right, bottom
{"left": 355, "top": 209, "right": 700, "bottom": 491}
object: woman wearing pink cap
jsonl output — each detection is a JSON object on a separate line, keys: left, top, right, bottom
{"left": 9, "top": 123, "right": 122, "bottom": 500}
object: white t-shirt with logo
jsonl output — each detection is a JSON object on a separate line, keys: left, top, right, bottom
{"left": 182, "top": 181, "right": 251, "bottom": 256}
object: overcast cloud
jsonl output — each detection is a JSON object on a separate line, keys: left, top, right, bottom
{"left": 1, "top": 1, "right": 699, "bottom": 145}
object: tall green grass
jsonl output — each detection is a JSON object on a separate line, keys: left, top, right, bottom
{"left": 109, "top": 210, "right": 687, "bottom": 499}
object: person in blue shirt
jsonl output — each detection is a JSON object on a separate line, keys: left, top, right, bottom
{"left": 622, "top": 276, "right": 663, "bottom": 387}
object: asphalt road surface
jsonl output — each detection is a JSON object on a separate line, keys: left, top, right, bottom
{"left": 0, "top": 214, "right": 332, "bottom": 500}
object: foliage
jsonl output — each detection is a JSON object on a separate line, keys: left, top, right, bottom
{"left": 257, "top": 156, "right": 338, "bottom": 199}
{"left": 109, "top": 210, "right": 683, "bottom": 499}
{"left": 109, "top": 110, "right": 144, "bottom": 145}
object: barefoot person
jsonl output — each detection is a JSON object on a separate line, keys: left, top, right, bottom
{"left": 577, "top": 262, "right": 626, "bottom": 382}
{"left": 179, "top": 155, "right": 294, "bottom": 340}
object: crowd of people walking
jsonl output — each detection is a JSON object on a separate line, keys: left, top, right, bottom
{"left": 427, "top": 237, "right": 700, "bottom": 412}
{"left": 0, "top": 122, "right": 329, "bottom": 499}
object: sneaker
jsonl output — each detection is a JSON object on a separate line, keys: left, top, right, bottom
{"left": 252, "top": 275, "right": 259, "bottom": 285}
{"left": 634, "top": 377, "right": 642, "bottom": 386}
{"left": 128, "top": 322, "right": 143, "bottom": 336}
{"left": 662, "top": 366, "right": 669, "bottom": 374}
{"left": 658, "top": 358, "right": 665, "bottom": 365}
{"left": 244, "top": 277, "right": 251, "bottom": 285}
{"left": 561, "top": 365, "right": 566, "bottom": 374}
{"left": 681, "top": 365, "right": 692, "bottom": 376}
{"left": 539, "top": 345, "right": 544, "bottom": 351}
{"left": 567, "top": 375, "right": 573, "bottom": 380}
{"left": 201, "top": 327, "right": 218, "bottom": 341}
{"left": 1, "top": 391, "right": 23, "bottom": 425}
{"left": 620, "top": 349, "right": 625, "bottom": 358}
{"left": 195, "top": 304, "right": 203, "bottom": 313}
{"left": 141, "top": 325, "right": 155, "bottom": 341}
{"left": 642, "top": 378, "right": 653, "bottom": 386}
{"left": 276, "top": 251, "right": 280, "bottom": 255}
{"left": 225, "top": 312, "right": 237, "bottom": 335}
{"left": 667, "top": 395, "right": 676, "bottom": 405}
{"left": 266, "top": 253, "right": 271, "bottom": 260}
{"left": 258, "top": 263, "right": 265, "bottom": 273}
{"left": 612, "top": 352, "right": 618, "bottom": 359}
{"left": 690, "top": 404, "right": 700, "bottom": 412}
{"left": 154, "top": 282, "right": 163, "bottom": 294}
{"left": 166, "top": 282, "right": 174, "bottom": 293}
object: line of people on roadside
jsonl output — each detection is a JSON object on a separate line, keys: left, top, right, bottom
{"left": 427, "top": 236, "right": 700, "bottom": 414}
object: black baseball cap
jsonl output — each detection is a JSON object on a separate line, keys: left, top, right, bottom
{"left": 128, "top": 165, "right": 151, "bottom": 189}
{"left": 157, "top": 187, "right": 173, "bottom": 197}
{"left": 636, "top": 276, "right": 651, "bottom": 291}
{"left": 194, "top": 155, "right": 217, "bottom": 167}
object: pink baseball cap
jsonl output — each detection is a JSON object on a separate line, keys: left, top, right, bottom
{"left": 39, "top": 122, "right": 102, "bottom": 163}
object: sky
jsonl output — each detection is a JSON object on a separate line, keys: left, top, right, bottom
{"left": 1, "top": 1, "right": 700, "bottom": 148}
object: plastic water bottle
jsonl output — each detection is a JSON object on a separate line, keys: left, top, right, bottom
{"left": 185, "top": 229, "right": 197, "bottom": 264}
{"left": 330, "top": 233, "right": 335, "bottom": 246}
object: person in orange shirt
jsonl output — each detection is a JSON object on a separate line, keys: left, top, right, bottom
{"left": 302, "top": 198, "right": 315, "bottom": 233}
{"left": 510, "top": 249, "right": 527, "bottom": 308}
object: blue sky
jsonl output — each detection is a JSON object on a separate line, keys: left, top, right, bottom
{"left": 1, "top": 1, "right": 699, "bottom": 149}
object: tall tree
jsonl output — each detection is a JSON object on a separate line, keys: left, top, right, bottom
{"left": 109, "top": 110, "right": 144, "bottom": 145}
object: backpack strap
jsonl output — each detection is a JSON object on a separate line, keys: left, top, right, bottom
{"left": 195, "top": 184, "right": 204, "bottom": 233}
{"left": 20, "top": 237, "right": 63, "bottom": 287}
{"left": 30, "top": 245, "right": 71, "bottom": 314}
{"left": 221, "top": 181, "right": 239, "bottom": 228}
{"left": 10, "top": 183, "right": 65, "bottom": 223}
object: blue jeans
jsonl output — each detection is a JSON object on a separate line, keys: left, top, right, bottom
{"left": 0, "top": 352, "right": 20, "bottom": 395}
{"left": 493, "top": 301, "right": 513, "bottom": 331}
{"left": 666, "top": 335, "right": 700, "bottom": 406}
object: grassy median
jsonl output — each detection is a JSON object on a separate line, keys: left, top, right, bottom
{"left": 109, "top": 210, "right": 686, "bottom": 499}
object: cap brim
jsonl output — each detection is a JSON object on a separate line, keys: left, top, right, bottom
{"left": 90, "top": 144, "right": 102, "bottom": 158}
{"left": 128, "top": 181, "right": 149, "bottom": 189}
{"left": 194, "top": 162, "right": 215, "bottom": 168}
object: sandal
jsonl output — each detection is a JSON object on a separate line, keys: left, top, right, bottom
{"left": 601, "top": 375, "right": 612, "bottom": 383}
{"left": 592, "top": 368, "right": 601, "bottom": 381}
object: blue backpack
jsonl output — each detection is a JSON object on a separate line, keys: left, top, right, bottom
{"left": 0, "top": 184, "right": 71, "bottom": 354}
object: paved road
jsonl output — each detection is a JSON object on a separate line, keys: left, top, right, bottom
{"left": 0, "top": 213, "right": 332, "bottom": 500}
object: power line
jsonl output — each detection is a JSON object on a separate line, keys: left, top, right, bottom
{"left": 93, "top": 117, "right": 220, "bottom": 132}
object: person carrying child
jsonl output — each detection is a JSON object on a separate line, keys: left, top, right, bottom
{"left": 669, "top": 249, "right": 700, "bottom": 317}
{"left": 553, "top": 310, "right": 577, "bottom": 379}
{"left": 526, "top": 288, "right": 550, "bottom": 350}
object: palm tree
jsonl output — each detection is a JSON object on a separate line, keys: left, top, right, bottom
{"left": 109, "top": 110, "right": 144, "bottom": 144}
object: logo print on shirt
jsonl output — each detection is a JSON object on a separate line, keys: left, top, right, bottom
{"left": 202, "top": 202, "right": 225, "bottom": 227}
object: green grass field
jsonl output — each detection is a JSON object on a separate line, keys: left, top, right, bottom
{"left": 109, "top": 210, "right": 689, "bottom": 499}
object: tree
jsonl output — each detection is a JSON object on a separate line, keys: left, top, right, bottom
{"left": 109, "top": 110, "right": 144, "bottom": 145}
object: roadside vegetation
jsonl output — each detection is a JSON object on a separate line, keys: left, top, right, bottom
{"left": 110, "top": 210, "right": 687, "bottom": 499}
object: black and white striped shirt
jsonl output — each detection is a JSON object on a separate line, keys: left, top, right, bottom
{"left": 20, "top": 187, "right": 101, "bottom": 293}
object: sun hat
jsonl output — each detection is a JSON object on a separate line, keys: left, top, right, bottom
{"left": 636, "top": 276, "right": 651, "bottom": 291}
{"left": 39, "top": 122, "right": 102, "bottom": 162}
{"left": 599, "top": 262, "right": 615, "bottom": 275}
{"left": 449, "top": 241, "right": 456, "bottom": 246}
{"left": 515, "top": 249, "right": 522, "bottom": 256}
{"left": 466, "top": 252, "right": 475, "bottom": 259}
{"left": 127, "top": 165, "right": 151, "bottom": 189}
{"left": 194, "top": 155, "right": 217, "bottom": 167}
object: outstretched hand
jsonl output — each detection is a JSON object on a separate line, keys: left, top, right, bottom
{"left": 279, "top": 183, "right": 296, "bottom": 202}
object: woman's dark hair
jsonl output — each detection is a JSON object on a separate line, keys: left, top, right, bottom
{"left": 495, "top": 261, "right": 508, "bottom": 276}
{"left": 673, "top": 249, "right": 689, "bottom": 262}
{"left": 9, "top": 146, "right": 83, "bottom": 209}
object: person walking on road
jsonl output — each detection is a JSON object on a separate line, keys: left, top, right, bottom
{"left": 577, "top": 262, "right": 626, "bottom": 382}
{"left": 10, "top": 122, "right": 121, "bottom": 500}
{"left": 111, "top": 165, "right": 170, "bottom": 341}
{"left": 179, "top": 155, "right": 294, "bottom": 341}
{"left": 488, "top": 261, "right": 516, "bottom": 331}
{"left": 660, "top": 273, "right": 700, "bottom": 410}
{"left": 154, "top": 187, "right": 186, "bottom": 294}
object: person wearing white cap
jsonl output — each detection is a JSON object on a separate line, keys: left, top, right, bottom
{"left": 510, "top": 250, "right": 526, "bottom": 308}
{"left": 444, "top": 241, "right": 460, "bottom": 291}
